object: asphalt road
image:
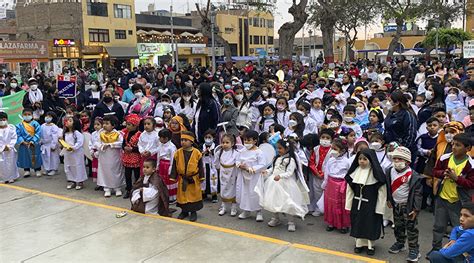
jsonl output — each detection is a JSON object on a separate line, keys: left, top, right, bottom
{"left": 9, "top": 168, "right": 441, "bottom": 263}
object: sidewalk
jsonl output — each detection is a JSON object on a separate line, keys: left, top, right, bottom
{"left": 0, "top": 184, "right": 384, "bottom": 263}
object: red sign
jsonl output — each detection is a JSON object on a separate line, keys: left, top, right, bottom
{"left": 31, "top": 59, "right": 38, "bottom": 68}
{"left": 53, "top": 39, "right": 75, "bottom": 47}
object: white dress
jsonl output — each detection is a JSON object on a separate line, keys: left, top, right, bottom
{"left": 303, "top": 115, "right": 318, "bottom": 135}
{"left": 257, "top": 156, "right": 309, "bottom": 218}
{"left": 97, "top": 130, "right": 124, "bottom": 189}
{"left": 0, "top": 125, "right": 19, "bottom": 181}
{"left": 276, "top": 111, "right": 290, "bottom": 127}
{"left": 138, "top": 130, "right": 159, "bottom": 155}
{"left": 215, "top": 148, "right": 240, "bottom": 201}
{"left": 40, "top": 124, "right": 62, "bottom": 171}
{"left": 89, "top": 130, "right": 101, "bottom": 158}
{"left": 236, "top": 148, "right": 266, "bottom": 211}
{"left": 63, "top": 131, "right": 88, "bottom": 183}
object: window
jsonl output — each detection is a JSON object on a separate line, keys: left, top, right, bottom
{"left": 268, "top": 36, "right": 274, "bottom": 45}
{"left": 87, "top": 1, "right": 108, "bottom": 17}
{"left": 225, "top": 27, "right": 234, "bottom": 34}
{"left": 253, "top": 35, "right": 260, "bottom": 45}
{"left": 267, "top": 19, "right": 274, "bottom": 28}
{"left": 114, "top": 4, "right": 131, "bottom": 19}
{"left": 89, "top": 28, "right": 109, "bottom": 42}
{"left": 249, "top": 35, "right": 253, "bottom": 44}
{"left": 252, "top": 17, "right": 259, "bottom": 27}
{"left": 128, "top": 30, "right": 133, "bottom": 35}
{"left": 115, "top": 30, "right": 126, "bottom": 39}
{"left": 52, "top": 46, "right": 79, "bottom": 58}
{"left": 260, "top": 18, "right": 265, "bottom": 27}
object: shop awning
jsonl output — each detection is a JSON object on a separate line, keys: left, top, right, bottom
{"left": 105, "top": 47, "right": 139, "bottom": 58}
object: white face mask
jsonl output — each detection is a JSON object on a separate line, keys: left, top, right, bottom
{"left": 385, "top": 101, "right": 392, "bottom": 110}
{"left": 297, "top": 110, "right": 305, "bottom": 116}
{"left": 445, "top": 133, "right": 454, "bottom": 143}
{"left": 393, "top": 161, "right": 406, "bottom": 171}
{"left": 415, "top": 101, "right": 424, "bottom": 108}
{"left": 343, "top": 116, "right": 353, "bottom": 123}
{"left": 329, "top": 149, "right": 339, "bottom": 158}
{"left": 244, "top": 143, "right": 254, "bottom": 150}
{"left": 44, "top": 117, "right": 53, "bottom": 123}
{"left": 320, "top": 139, "right": 331, "bottom": 147}
{"left": 30, "top": 84, "right": 38, "bottom": 91}
{"left": 328, "top": 121, "right": 338, "bottom": 128}
{"left": 235, "top": 94, "right": 244, "bottom": 101}
{"left": 204, "top": 138, "right": 213, "bottom": 145}
{"left": 425, "top": 90, "right": 433, "bottom": 100}
{"left": 135, "top": 92, "right": 143, "bottom": 98}
{"left": 356, "top": 107, "right": 365, "bottom": 114}
{"left": 288, "top": 119, "right": 297, "bottom": 127}
{"left": 91, "top": 84, "right": 98, "bottom": 91}
{"left": 0, "top": 120, "right": 8, "bottom": 126}
{"left": 161, "top": 101, "right": 170, "bottom": 106}
{"left": 10, "top": 83, "right": 17, "bottom": 88}
{"left": 400, "top": 85, "right": 408, "bottom": 90}
{"left": 447, "top": 94, "right": 457, "bottom": 101}
{"left": 369, "top": 142, "right": 382, "bottom": 151}
{"left": 262, "top": 90, "right": 269, "bottom": 97}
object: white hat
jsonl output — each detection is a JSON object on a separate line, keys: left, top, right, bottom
{"left": 391, "top": 146, "right": 412, "bottom": 163}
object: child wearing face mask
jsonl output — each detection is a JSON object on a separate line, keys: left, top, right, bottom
{"left": 322, "top": 138, "right": 352, "bottom": 234}
{"left": 310, "top": 98, "right": 325, "bottom": 128}
{"left": 16, "top": 108, "right": 43, "bottom": 177}
{"left": 275, "top": 97, "right": 290, "bottom": 127}
{"left": 368, "top": 132, "right": 391, "bottom": 171}
{"left": 0, "top": 112, "right": 20, "bottom": 183}
{"left": 341, "top": 105, "right": 363, "bottom": 138}
{"left": 308, "top": 129, "right": 335, "bottom": 217}
{"left": 297, "top": 101, "right": 318, "bottom": 135}
{"left": 40, "top": 112, "right": 61, "bottom": 176}
{"left": 156, "top": 128, "right": 177, "bottom": 203}
{"left": 255, "top": 103, "right": 277, "bottom": 133}
{"left": 446, "top": 88, "right": 468, "bottom": 122}
{"left": 386, "top": 147, "right": 422, "bottom": 262}
{"left": 201, "top": 129, "right": 218, "bottom": 203}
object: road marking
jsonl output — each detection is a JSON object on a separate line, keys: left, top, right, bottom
{"left": 1, "top": 184, "right": 385, "bottom": 263}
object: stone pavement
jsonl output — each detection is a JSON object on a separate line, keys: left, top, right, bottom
{"left": 0, "top": 184, "right": 384, "bottom": 263}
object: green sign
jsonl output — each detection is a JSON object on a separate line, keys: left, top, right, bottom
{"left": 0, "top": 90, "right": 26, "bottom": 125}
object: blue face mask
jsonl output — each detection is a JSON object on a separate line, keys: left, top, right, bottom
{"left": 223, "top": 98, "right": 233, "bottom": 105}
{"left": 23, "top": 115, "right": 33, "bottom": 122}
{"left": 224, "top": 84, "right": 231, "bottom": 90}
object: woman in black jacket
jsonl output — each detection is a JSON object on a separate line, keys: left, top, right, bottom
{"left": 193, "top": 82, "right": 220, "bottom": 143}
{"left": 90, "top": 89, "right": 125, "bottom": 132}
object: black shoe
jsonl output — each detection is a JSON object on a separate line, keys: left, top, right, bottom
{"left": 94, "top": 186, "right": 103, "bottom": 191}
{"left": 189, "top": 212, "right": 197, "bottom": 222}
{"left": 326, "top": 226, "right": 335, "bottom": 232}
{"left": 367, "top": 248, "right": 375, "bottom": 256}
{"left": 354, "top": 247, "right": 364, "bottom": 254}
{"left": 122, "top": 191, "right": 130, "bottom": 199}
{"left": 178, "top": 211, "right": 189, "bottom": 220}
{"left": 211, "top": 195, "right": 218, "bottom": 203}
{"left": 339, "top": 228, "right": 348, "bottom": 234}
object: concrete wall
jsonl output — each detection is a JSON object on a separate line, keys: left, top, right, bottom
{"left": 16, "top": 2, "right": 83, "bottom": 42}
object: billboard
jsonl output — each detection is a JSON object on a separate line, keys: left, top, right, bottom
{"left": 0, "top": 41, "right": 49, "bottom": 59}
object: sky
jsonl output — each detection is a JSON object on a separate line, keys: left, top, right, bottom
{"left": 134, "top": 0, "right": 461, "bottom": 40}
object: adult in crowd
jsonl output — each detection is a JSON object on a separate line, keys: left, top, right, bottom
{"left": 193, "top": 82, "right": 220, "bottom": 143}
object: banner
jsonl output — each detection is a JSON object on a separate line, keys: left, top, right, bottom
{"left": 0, "top": 90, "right": 26, "bottom": 125}
{"left": 57, "top": 75, "right": 77, "bottom": 98}
{"left": 464, "top": 40, "right": 474, "bottom": 59}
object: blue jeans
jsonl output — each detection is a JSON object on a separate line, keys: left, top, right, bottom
{"left": 429, "top": 251, "right": 465, "bottom": 263}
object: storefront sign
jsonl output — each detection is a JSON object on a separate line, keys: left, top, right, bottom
{"left": 137, "top": 43, "right": 172, "bottom": 56}
{"left": 54, "top": 39, "right": 75, "bottom": 47}
{"left": 31, "top": 59, "right": 38, "bottom": 69}
{"left": 191, "top": 47, "right": 207, "bottom": 54}
{"left": 464, "top": 40, "right": 474, "bottom": 59}
{"left": 57, "top": 75, "right": 77, "bottom": 98}
{"left": 0, "top": 41, "right": 49, "bottom": 59}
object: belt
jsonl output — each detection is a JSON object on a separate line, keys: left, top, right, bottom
{"left": 220, "top": 163, "right": 235, "bottom": 169}
{"left": 179, "top": 173, "right": 199, "bottom": 192}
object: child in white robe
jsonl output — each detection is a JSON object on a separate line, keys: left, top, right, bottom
{"left": 215, "top": 133, "right": 241, "bottom": 216}
{"left": 61, "top": 116, "right": 88, "bottom": 190}
{"left": 40, "top": 112, "right": 61, "bottom": 176}
{"left": 138, "top": 117, "right": 159, "bottom": 160}
{"left": 257, "top": 139, "right": 310, "bottom": 232}
{"left": 0, "top": 112, "right": 20, "bottom": 183}
{"left": 89, "top": 118, "right": 102, "bottom": 187}
{"left": 236, "top": 130, "right": 267, "bottom": 222}
{"left": 156, "top": 128, "right": 177, "bottom": 202}
{"left": 97, "top": 115, "right": 124, "bottom": 197}
{"left": 201, "top": 129, "right": 218, "bottom": 202}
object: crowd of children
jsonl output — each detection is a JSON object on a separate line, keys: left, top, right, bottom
{"left": 1, "top": 61, "right": 474, "bottom": 263}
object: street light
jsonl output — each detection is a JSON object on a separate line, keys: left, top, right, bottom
{"left": 308, "top": 29, "right": 313, "bottom": 66}
{"left": 210, "top": 9, "right": 216, "bottom": 74}
{"left": 434, "top": 19, "right": 440, "bottom": 58}
{"left": 170, "top": 0, "right": 179, "bottom": 71}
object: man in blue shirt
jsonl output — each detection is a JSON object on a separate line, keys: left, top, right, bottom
{"left": 430, "top": 203, "right": 474, "bottom": 263}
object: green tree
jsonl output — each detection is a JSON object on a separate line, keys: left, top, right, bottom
{"left": 423, "top": 28, "right": 472, "bottom": 57}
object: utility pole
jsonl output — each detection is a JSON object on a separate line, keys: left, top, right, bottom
{"left": 435, "top": 19, "right": 440, "bottom": 58}
{"left": 170, "top": 1, "right": 179, "bottom": 71}
{"left": 211, "top": 10, "right": 216, "bottom": 74}
{"left": 301, "top": 24, "right": 305, "bottom": 60}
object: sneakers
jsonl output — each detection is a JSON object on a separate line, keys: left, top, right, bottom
{"left": 230, "top": 204, "right": 238, "bottom": 217}
{"left": 407, "top": 249, "right": 421, "bottom": 262}
{"left": 256, "top": 211, "right": 263, "bottom": 222}
{"left": 8, "top": 179, "right": 15, "bottom": 184}
{"left": 238, "top": 211, "right": 251, "bottom": 219}
{"left": 287, "top": 222, "right": 296, "bottom": 232}
{"left": 66, "top": 182, "right": 76, "bottom": 189}
{"left": 218, "top": 204, "right": 226, "bottom": 216}
{"left": 35, "top": 171, "right": 42, "bottom": 177}
{"left": 211, "top": 195, "right": 218, "bottom": 203}
{"left": 267, "top": 217, "right": 281, "bottom": 227}
{"left": 47, "top": 170, "right": 56, "bottom": 176}
{"left": 24, "top": 171, "right": 31, "bottom": 178}
{"left": 123, "top": 191, "right": 130, "bottom": 199}
{"left": 115, "top": 190, "right": 122, "bottom": 197}
{"left": 311, "top": 210, "right": 323, "bottom": 217}
{"left": 75, "top": 183, "right": 83, "bottom": 190}
{"left": 388, "top": 242, "right": 406, "bottom": 254}
{"left": 104, "top": 190, "right": 111, "bottom": 197}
